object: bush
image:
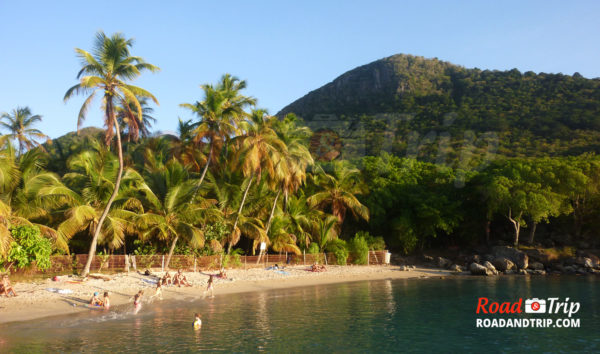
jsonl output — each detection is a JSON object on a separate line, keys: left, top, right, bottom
{"left": 4, "top": 226, "right": 52, "bottom": 271}
{"left": 307, "top": 242, "right": 320, "bottom": 254}
{"left": 326, "top": 239, "right": 348, "bottom": 265}
{"left": 349, "top": 233, "right": 370, "bottom": 265}
{"left": 356, "top": 231, "right": 386, "bottom": 251}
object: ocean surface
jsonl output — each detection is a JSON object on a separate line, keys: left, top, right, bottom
{"left": 0, "top": 276, "right": 598, "bottom": 353}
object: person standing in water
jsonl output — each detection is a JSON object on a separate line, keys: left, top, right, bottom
{"left": 193, "top": 313, "right": 202, "bottom": 330}
{"left": 103, "top": 292, "right": 110, "bottom": 310}
{"left": 152, "top": 281, "right": 163, "bottom": 300}
{"left": 204, "top": 275, "right": 215, "bottom": 298}
{"left": 133, "top": 290, "right": 143, "bottom": 313}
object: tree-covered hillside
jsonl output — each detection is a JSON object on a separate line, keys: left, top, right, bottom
{"left": 278, "top": 54, "right": 600, "bottom": 161}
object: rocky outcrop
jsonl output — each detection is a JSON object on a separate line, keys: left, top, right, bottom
{"left": 528, "top": 262, "right": 545, "bottom": 270}
{"left": 435, "top": 257, "right": 452, "bottom": 269}
{"left": 492, "top": 257, "right": 516, "bottom": 272}
{"left": 492, "top": 246, "right": 528, "bottom": 269}
{"left": 482, "top": 261, "right": 498, "bottom": 275}
{"left": 448, "top": 264, "right": 464, "bottom": 272}
{"left": 470, "top": 263, "right": 494, "bottom": 276}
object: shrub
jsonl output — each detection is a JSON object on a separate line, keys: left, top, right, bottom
{"left": 307, "top": 242, "right": 320, "bottom": 254}
{"left": 349, "top": 234, "right": 370, "bottom": 265}
{"left": 356, "top": 231, "right": 386, "bottom": 251}
{"left": 326, "top": 239, "right": 348, "bottom": 265}
{"left": 4, "top": 226, "right": 52, "bottom": 271}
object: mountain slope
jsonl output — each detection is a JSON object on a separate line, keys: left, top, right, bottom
{"left": 278, "top": 54, "right": 600, "bottom": 161}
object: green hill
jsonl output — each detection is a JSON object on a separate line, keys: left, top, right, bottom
{"left": 278, "top": 54, "right": 600, "bottom": 163}
{"left": 43, "top": 127, "right": 105, "bottom": 172}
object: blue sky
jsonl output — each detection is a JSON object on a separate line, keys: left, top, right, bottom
{"left": 1, "top": 0, "right": 599, "bottom": 139}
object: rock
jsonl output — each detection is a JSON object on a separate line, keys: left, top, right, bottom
{"left": 483, "top": 254, "right": 495, "bottom": 262}
{"left": 482, "top": 261, "right": 498, "bottom": 275}
{"left": 400, "top": 265, "right": 412, "bottom": 271}
{"left": 529, "top": 262, "right": 545, "bottom": 270}
{"left": 576, "top": 267, "right": 588, "bottom": 275}
{"left": 492, "top": 246, "right": 528, "bottom": 269}
{"left": 423, "top": 255, "right": 434, "bottom": 263}
{"left": 435, "top": 257, "right": 452, "bottom": 269}
{"left": 492, "top": 257, "right": 516, "bottom": 271}
{"left": 533, "top": 270, "right": 546, "bottom": 275}
{"left": 504, "top": 269, "right": 515, "bottom": 275}
{"left": 518, "top": 269, "right": 528, "bottom": 275}
{"left": 470, "top": 262, "right": 493, "bottom": 276}
{"left": 563, "top": 265, "right": 576, "bottom": 274}
{"left": 471, "top": 255, "right": 481, "bottom": 264}
{"left": 448, "top": 264, "right": 463, "bottom": 272}
{"left": 575, "top": 257, "right": 594, "bottom": 269}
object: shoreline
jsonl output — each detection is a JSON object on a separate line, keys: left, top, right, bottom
{"left": 0, "top": 265, "right": 452, "bottom": 325}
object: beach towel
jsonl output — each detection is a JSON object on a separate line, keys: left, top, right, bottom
{"left": 275, "top": 270, "right": 290, "bottom": 275}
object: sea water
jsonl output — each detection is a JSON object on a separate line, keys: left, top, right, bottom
{"left": 0, "top": 276, "right": 598, "bottom": 353}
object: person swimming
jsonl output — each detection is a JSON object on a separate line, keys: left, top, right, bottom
{"left": 193, "top": 313, "right": 202, "bottom": 330}
{"left": 90, "top": 291, "right": 103, "bottom": 306}
{"left": 103, "top": 292, "right": 110, "bottom": 309}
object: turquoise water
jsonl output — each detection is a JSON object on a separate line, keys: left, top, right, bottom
{"left": 0, "top": 276, "right": 599, "bottom": 353}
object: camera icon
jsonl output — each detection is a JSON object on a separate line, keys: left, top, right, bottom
{"left": 525, "top": 298, "right": 547, "bottom": 313}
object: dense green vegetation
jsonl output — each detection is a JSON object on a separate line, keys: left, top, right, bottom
{"left": 2, "top": 44, "right": 600, "bottom": 271}
{"left": 279, "top": 54, "right": 600, "bottom": 162}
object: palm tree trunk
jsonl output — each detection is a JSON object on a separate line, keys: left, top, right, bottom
{"left": 165, "top": 235, "right": 179, "bottom": 270}
{"left": 228, "top": 173, "right": 254, "bottom": 253}
{"left": 192, "top": 143, "right": 213, "bottom": 200}
{"left": 81, "top": 98, "right": 124, "bottom": 277}
{"left": 265, "top": 188, "right": 281, "bottom": 235}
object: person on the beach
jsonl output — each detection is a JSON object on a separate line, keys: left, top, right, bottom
{"left": 193, "top": 313, "right": 202, "bottom": 330}
{"left": 133, "top": 290, "right": 143, "bottom": 313}
{"left": 0, "top": 275, "right": 17, "bottom": 297}
{"left": 174, "top": 269, "right": 192, "bottom": 287}
{"left": 103, "top": 292, "right": 110, "bottom": 309}
{"left": 218, "top": 268, "right": 227, "bottom": 279}
{"left": 204, "top": 275, "right": 214, "bottom": 298}
{"left": 162, "top": 271, "right": 172, "bottom": 286}
{"left": 90, "top": 291, "right": 103, "bottom": 306}
{"left": 152, "top": 281, "right": 163, "bottom": 300}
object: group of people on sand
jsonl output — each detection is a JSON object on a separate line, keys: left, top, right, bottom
{"left": 89, "top": 291, "right": 110, "bottom": 309}
{"left": 161, "top": 269, "right": 192, "bottom": 287}
{"left": 311, "top": 263, "right": 327, "bottom": 272}
{"left": 0, "top": 275, "right": 17, "bottom": 297}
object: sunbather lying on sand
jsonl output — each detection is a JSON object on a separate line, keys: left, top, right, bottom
{"left": 310, "top": 263, "right": 327, "bottom": 272}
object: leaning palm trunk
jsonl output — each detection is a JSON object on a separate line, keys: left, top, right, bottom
{"left": 165, "top": 235, "right": 179, "bottom": 270}
{"left": 81, "top": 100, "right": 124, "bottom": 277}
{"left": 257, "top": 188, "right": 281, "bottom": 264}
{"left": 192, "top": 144, "right": 213, "bottom": 200}
{"left": 228, "top": 173, "right": 254, "bottom": 253}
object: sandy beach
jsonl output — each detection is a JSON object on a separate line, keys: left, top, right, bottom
{"left": 0, "top": 265, "right": 453, "bottom": 324}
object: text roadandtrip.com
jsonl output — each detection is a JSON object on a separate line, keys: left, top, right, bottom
{"left": 475, "top": 297, "right": 581, "bottom": 328}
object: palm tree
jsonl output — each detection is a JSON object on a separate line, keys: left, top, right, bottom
{"left": 0, "top": 107, "right": 48, "bottom": 155}
{"left": 135, "top": 160, "right": 221, "bottom": 269}
{"left": 180, "top": 74, "right": 255, "bottom": 193}
{"left": 264, "top": 114, "right": 313, "bottom": 234}
{"left": 64, "top": 31, "right": 159, "bottom": 277}
{"left": 54, "top": 143, "right": 141, "bottom": 252}
{"left": 314, "top": 214, "right": 339, "bottom": 251}
{"left": 228, "top": 109, "right": 287, "bottom": 253}
{"left": 116, "top": 97, "right": 157, "bottom": 142}
{"left": 307, "top": 161, "right": 369, "bottom": 225}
